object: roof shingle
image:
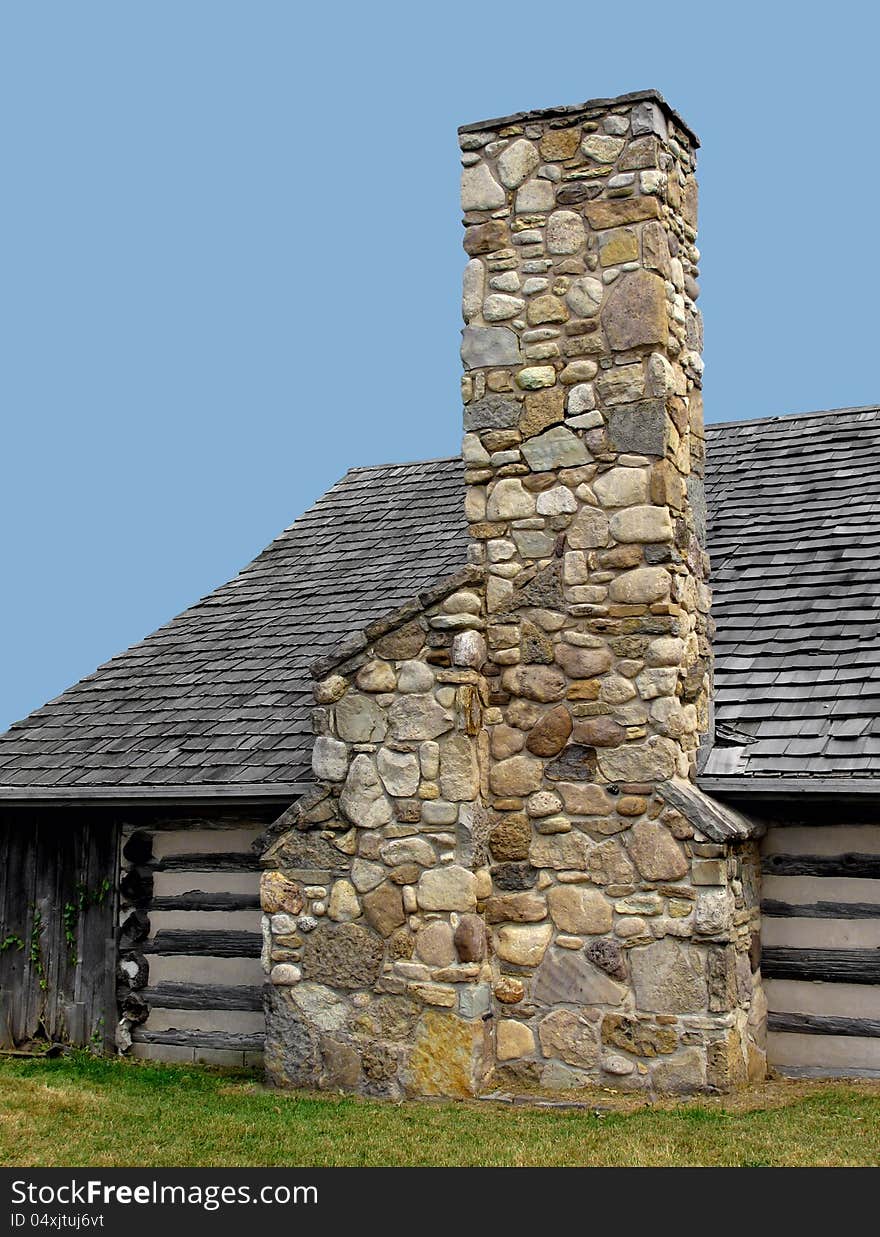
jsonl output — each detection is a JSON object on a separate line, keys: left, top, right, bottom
{"left": 1, "top": 406, "right": 878, "bottom": 797}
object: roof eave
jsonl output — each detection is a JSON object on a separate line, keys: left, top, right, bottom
{"left": 698, "top": 775, "right": 880, "bottom": 801}
{"left": 0, "top": 782, "right": 311, "bottom": 809}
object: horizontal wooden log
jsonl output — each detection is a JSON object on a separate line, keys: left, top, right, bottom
{"left": 762, "top": 853, "right": 880, "bottom": 880}
{"left": 142, "top": 983, "right": 263, "bottom": 1011}
{"left": 762, "top": 899, "right": 880, "bottom": 920}
{"left": 769, "top": 1011, "right": 880, "bottom": 1040}
{"left": 151, "top": 892, "right": 261, "bottom": 912}
{"left": 131, "top": 1027, "right": 265, "bottom": 1051}
{"left": 762, "top": 948, "right": 880, "bottom": 985}
{"left": 150, "top": 853, "right": 262, "bottom": 872}
{"left": 142, "top": 930, "right": 262, "bottom": 958}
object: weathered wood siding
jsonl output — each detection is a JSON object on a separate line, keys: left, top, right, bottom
{"left": 0, "top": 811, "right": 119, "bottom": 1048}
{"left": 762, "top": 823, "right": 880, "bottom": 1077}
{"left": 119, "top": 817, "right": 267, "bottom": 1067}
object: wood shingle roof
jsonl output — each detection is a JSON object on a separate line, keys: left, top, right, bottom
{"left": 1, "top": 406, "right": 878, "bottom": 800}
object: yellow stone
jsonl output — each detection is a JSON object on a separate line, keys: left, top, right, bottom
{"left": 527, "top": 294, "right": 569, "bottom": 326}
{"left": 496, "top": 1019, "right": 535, "bottom": 1061}
{"left": 599, "top": 229, "right": 638, "bottom": 267}
{"left": 405, "top": 1011, "right": 487, "bottom": 1097}
{"left": 539, "top": 127, "right": 581, "bottom": 160}
{"left": 520, "top": 387, "right": 565, "bottom": 439}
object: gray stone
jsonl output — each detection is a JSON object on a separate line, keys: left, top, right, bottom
{"left": 300, "top": 922, "right": 384, "bottom": 990}
{"left": 521, "top": 425, "right": 590, "bottom": 471}
{"left": 263, "top": 985, "right": 320, "bottom": 1088}
{"left": 421, "top": 800, "right": 458, "bottom": 826}
{"left": 610, "top": 504, "right": 674, "bottom": 543}
{"left": 376, "top": 747, "right": 420, "bottom": 798}
{"left": 439, "top": 733, "right": 479, "bottom": 801}
{"left": 547, "top": 210, "right": 586, "bottom": 254}
{"left": 486, "top": 477, "right": 536, "bottom": 519}
{"left": 596, "top": 736, "right": 678, "bottom": 782}
{"left": 544, "top": 744, "right": 598, "bottom": 782}
{"left": 340, "top": 754, "right": 393, "bottom": 829}
{"left": 533, "top": 947, "right": 626, "bottom": 1005}
{"left": 652, "top": 1049, "right": 707, "bottom": 1094}
{"left": 328, "top": 879, "right": 361, "bottom": 922}
{"left": 462, "top": 258, "right": 484, "bottom": 322}
{"left": 541, "top": 1060, "right": 594, "bottom": 1090}
{"left": 548, "top": 885, "right": 612, "bottom": 934}
{"left": 484, "top": 293, "right": 526, "bottom": 321}
{"left": 515, "top": 177, "right": 556, "bottom": 212}
{"left": 627, "top": 819, "right": 689, "bottom": 881}
{"left": 311, "top": 735, "right": 349, "bottom": 782}
{"left": 417, "top": 864, "right": 476, "bottom": 912}
{"left": 461, "top": 327, "right": 521, "bottom": 369}
{"left": 351, "top": 858, "right": 386, "bottom": 893}
{"left": 581, "top": 132, "right": 626, "bottom": 162}
{"left": 538, "top": 1008, "right": 600, "bottom": 1067}
{"left": 497, "top": 138, "right": 540, "bottom": 188}
{"left": 388, "top": 694, "right": 454, "bottom": 740}
{"left": 607, "top": 401, "right": 667, "bottom": 455}
{"left": 335, "top": 691, "right": 387, "bottom": 744}
{"left": 631, "top": 939, "right": 708, "bottom": 1014}
{"left": 416, "top": 920, "right": 457, "bottom": 967}
{"left": 584, "top": 937, "right": 627, "bottom": 980}
{"left": 566, "top": 276, "right": 604, "bottom": 318}
{"left": 397, "top": 659, "right": 436, "bottom": 693}
{"left": 631, "top": 101, "right": 667, "bottom": 139}
{"left": 529, "top": 830, "right": 592, "bottom": 871}
{"left": 458, "top": 982, "right": 492, "bottom": 1019}
{"left": 535, "top": 485, "right": 577, "bottom": 515}
{"left": 380, "top": 836, "right": 436, "bottom": 867}
{"left": 567, "top": 506, "right": 610, "bottom": 549}
{"left": 695, "top": 889, "right": 733, "bottom": 936}
{"left": 290, "top": 982, "right": 349, "bottom": 1033}
{"left": 461, "top": 162, "right": 506, "bottom": 210}
{"left": 567, "top": 383, "right": 597, "bottom": 415}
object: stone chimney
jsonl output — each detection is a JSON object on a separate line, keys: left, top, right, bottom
{"left": 260, "top": 92, "right": 764, "bottom": 1102}
{"left": 460, "top": 93, "right": 762, "bottom": 1092}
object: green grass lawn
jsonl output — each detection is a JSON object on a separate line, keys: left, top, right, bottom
{"left": 1, "top": 1053, "right": 878, "bottom": 1167}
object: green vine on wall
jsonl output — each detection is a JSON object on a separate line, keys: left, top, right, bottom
{"left": 62, "top": 878, "right": 112, "bottom": 968}
{"left": 29, "top": 907, "right": 47, "bottom": 991}
{"left": 0, "top": 934, "right": 24, "bottom": 954}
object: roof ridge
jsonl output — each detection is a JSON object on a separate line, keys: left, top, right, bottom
{"left": 706, "top": 403, "right": 880, "bottom": 432}
{"left": 345, "top": 455, "right": 462, "bottom": 473}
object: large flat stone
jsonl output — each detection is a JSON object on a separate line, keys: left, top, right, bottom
{"left": 461, "top": 327, "right": 521, "bottom": 369}
{"left": 533, "top": 947, "right": 626, "bottom": 1005}
{"left": 631, "top": 939, "right": 707, "bottom": 1014}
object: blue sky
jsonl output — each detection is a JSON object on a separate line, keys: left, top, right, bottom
{"left": 2, "top": 1, "right": 879, "bottom": 731}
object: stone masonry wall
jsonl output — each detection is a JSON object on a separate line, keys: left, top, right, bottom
{"left": 458, "top": 92, "right": 765, "bottom": 1092}
{"left": 260, "top": 571, "right": 494, "bottom": 1098}
{"left": 262, "top": 91, "right": 767, "bottom": 1098}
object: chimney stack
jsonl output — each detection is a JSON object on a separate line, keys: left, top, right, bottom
{"left": 459, "top": 93, "right": 758, "bottom": 1092}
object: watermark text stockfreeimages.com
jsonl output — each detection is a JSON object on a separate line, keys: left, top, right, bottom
{"left": 10, "top": 1179, "right": 317, "bottom": 1213}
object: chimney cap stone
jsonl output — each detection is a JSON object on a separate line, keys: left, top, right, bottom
{"left": 458, "top": 88, "right": 699, "bottom": 150}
